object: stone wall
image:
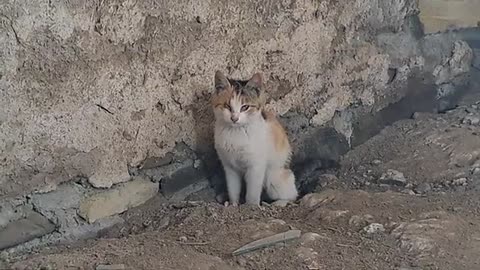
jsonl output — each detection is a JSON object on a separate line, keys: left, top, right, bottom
{"left": 0, "top": 0, "right": 474, "bottom": 252}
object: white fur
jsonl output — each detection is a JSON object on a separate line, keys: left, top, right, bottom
{"left": 214, "top": 95, "right": 298, "bottom": 206}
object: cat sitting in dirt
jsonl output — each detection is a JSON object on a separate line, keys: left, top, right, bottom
{"left": 211, "top": 71, "right": 298, "bottom": 206}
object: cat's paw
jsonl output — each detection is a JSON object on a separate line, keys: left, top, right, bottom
{"left": 223, "top": 201, "right": 238, "bottom": 207}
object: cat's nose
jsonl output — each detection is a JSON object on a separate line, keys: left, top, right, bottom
{"left": 231, "top": 115, "right": 239, "bottom": 123}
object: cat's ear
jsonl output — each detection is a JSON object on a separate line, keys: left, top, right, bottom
{"left": 245, "top": 73, "right": 263, "bottom": 96}
{"left": 214, "top": 71, "right": 230, "bottom": 93}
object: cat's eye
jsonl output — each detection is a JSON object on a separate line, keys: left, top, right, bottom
{"left": 224, "top": 104, "right": 231, "bottom": 110}
{"left": 240, "top": 105, "right": 250, "bottom": 112}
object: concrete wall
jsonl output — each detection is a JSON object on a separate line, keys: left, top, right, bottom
{"left": 419, "top": 0, "right": 480, "bottom": 33}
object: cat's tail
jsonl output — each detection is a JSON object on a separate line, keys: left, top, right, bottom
{"left": 265, "top": 168, "right": 298, "bottom": 201}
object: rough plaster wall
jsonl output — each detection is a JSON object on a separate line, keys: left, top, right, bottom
{"left": 0, "top": 0, "right": 421, "bottom": 195}
{"left": 419, "top": 0, "right": 480, "bottom": 33}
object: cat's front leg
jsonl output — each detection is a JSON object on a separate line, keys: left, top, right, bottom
{"left": 244, "top": 164, "right": 266, "bottom": 206}
{"left": 223, "top": 165, "right": 242, "bottom": 206}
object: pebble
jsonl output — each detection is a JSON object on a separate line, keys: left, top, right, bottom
{"left": 371, "top": 159, "right": 382, "bottom": 166}
{"left": 401, "top": 189, "right": 416, "bottom": 195}
{"left": 349, "top": 214, "right": 374, "bottom": 227}
{"left": 465, "top": 107, "right": 477, "bottom": 113}
{"left": 142, "top": 219, "right": 152, "bottom": 228}
{"left": 300, "top": 232, "right": 323, "bottom": 244}
{"left": 452, "top": 206, "right": 462, "bottom": 212}
{"left": 472, "top": 167, "right": 480, "bottom": 175}
{"left": 178, "top": 236, "right": 188, "bottom": 242}
{"left": 300, "top": 190, "right": 337, "bottom": 208}
{"left": 379, "top": 169, "right": 407, "bottom": 186}
{"left": 0, "top": 251, "right": 9, "bottom": 263}
{"left": 452, "top": 178, "right": 468, "bottom": 186}
{"left": 362, "top": 223, "right": 385, "bottom": 234}
{"left": 414, "top": 183, "right": 432, "bottom": 194}
{"left": 268, "top": 219, "right": 287, "bottom": 226}
{"left": 462, "top": 115, "right": 480, "bottom": 125}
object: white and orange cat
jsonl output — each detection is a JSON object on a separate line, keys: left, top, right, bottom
{"left": 212, "top": 71, "right": 298, "bottom": 206}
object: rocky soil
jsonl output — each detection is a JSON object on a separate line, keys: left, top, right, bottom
{"left": 5, "top": 91, "right": 480, "bottom": 270}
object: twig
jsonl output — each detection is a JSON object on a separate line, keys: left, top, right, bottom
{"left": 96, "top": 104, "right": 114, "bottom": 115}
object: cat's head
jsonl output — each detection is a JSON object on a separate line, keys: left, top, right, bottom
{"left": 211, "top": 71, "right": 266, "bottom": 126}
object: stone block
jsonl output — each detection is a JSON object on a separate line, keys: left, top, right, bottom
{"left": 79, "top": 177, "right": 158, "bottom": 223}
{"left": 0, "top": 211, "right": 55, "bottom": 250}
{"left": 31, "top": 183, "right": 87, "bottom": 230}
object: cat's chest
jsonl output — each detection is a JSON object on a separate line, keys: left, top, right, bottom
{"left": 215, "top": 125, "right": 268, "bottom": 166}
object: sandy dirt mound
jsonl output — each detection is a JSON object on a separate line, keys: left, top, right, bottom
{"left": 7, "top": 92, "right": 480, "bottom": 270}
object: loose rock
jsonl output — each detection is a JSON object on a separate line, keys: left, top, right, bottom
{"left": 313, "top": 209, "right": 349, "bottom": 222}
{"left": 300, "top": 232, "right": 324, "bottom": 244}
{"left": 414, "top": 183, "right": 431, "bottom": 194}
{"left": 401, "top": 189, "right": 416, "bottom": 195}
{"left": 462, "top": 115, "right": 480, "bottom": 125}
{"left": 349, "top": 214, "right": 374, "bottom": 228}
{"left": 371, "top": 159, "right": 382, "bottom": 166}
{"left": 379, "top": 169, "right": 407, "bottom": 186}
{"left": 391, "top": 211, "right": 455, "bottom": 256}
{"left": 362, "top": 223, "right": 385, "bottom": 234}
{"left": 268, "top": 219, "right": 287, "bottom": 226}
{"left": 452, "top": 178, "right": 468, "bottom": 186}
{"left": 300, "top": 190, "right": 337, "bottom": 208}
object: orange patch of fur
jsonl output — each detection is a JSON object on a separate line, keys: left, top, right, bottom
{"left": 279, "top": 168, "right": 293, "bottom": 183}
{"left": 211, "top": 88, "right": 234, "bottom": 108}
{"left": 263, "top": 109, "right": 290, "bottom": 156}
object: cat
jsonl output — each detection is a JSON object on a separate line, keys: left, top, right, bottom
{"left": 211, "top": 71, "right": 298, "bottom": 206}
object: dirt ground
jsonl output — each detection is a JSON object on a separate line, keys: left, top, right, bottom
{"left": 6, "top": 90, "right": 480, "bottom": 269}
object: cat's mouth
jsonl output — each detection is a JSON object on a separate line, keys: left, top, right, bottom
{"left": 227, "top": 120, "right": 246, "bottom": 127}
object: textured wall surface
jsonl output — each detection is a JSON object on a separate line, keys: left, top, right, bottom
{"left": 0, "top": 0, "right": 470, "bottom": 198}
{"left": 419, "top": 0, "right": 480, "bottom": 33}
